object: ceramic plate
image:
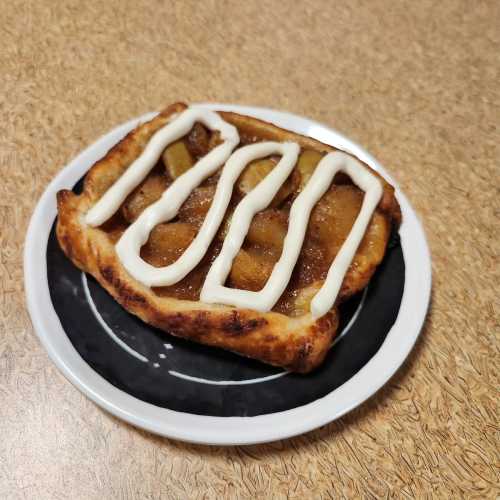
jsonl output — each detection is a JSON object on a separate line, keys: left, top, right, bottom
{"left": 25, "top": 103, "right": 431, "bottom": 445}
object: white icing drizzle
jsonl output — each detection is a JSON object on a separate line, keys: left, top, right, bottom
{"left": 84, "top": 107, "right": 383, "bottom": 318}
{"left": 85, "top": 108, "right": 239, "bottom": 226}
{"left": 309, "top": 155, "right": 382, "bottom": 317}
{"left": 201, "top": 151, "right": 382, "bottom": 317}
{"left": 118, "top": 141, "right": 298, "bottom": 286}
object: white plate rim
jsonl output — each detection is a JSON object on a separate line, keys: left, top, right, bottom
{"left": 24, "top": 103, "right": 432, "bottom": 446}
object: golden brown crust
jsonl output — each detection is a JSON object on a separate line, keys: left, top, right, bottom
{"left": 56, "top": 102, "right": 400, "bottom": 373}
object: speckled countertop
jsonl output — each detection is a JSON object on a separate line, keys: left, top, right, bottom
{"left": 1, "top": 1, "right": 498, "bottom": 498}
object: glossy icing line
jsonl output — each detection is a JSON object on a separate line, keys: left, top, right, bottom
{"left": 309, "top": 154, "right": 382, "bottom": 317}
{"left": 118, "top": 141, "right": 298, "bottom": 286}
{"left": 201, "top": 151, "right": 382, "bottom": 317}
{"left": 85, "top": 108, "right": 239, "bottom": 226}
{"left": 85, "top": 107, "right": 383, "bottom": 318}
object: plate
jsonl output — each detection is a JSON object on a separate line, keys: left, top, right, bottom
{"left": 25, "top": 103, "right": 431, "bottom": 445}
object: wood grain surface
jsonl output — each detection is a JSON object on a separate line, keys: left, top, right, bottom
{"left": 1, "top": 0, "right": 499, "bottom": 498}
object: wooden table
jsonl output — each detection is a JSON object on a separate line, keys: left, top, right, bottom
{"left": 2, "top": 1, "right": 498, "bottom": 497}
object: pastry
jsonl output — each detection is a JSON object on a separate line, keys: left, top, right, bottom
{"left": 56, "top": 102, "right": 401, "bottom": 372}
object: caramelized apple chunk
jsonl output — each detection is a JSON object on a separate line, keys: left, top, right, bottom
{"left": 246, "top": 209, "right": 287, "bottom": 252}
{"left": 121, "top": 173, "right": 168, "bottom": 222}
{"left": 308, "top": 185, "right": 364, "bottom": 259}
{"left": 296, "top": 149, "right": 323, "bottom": 190}
{"left": 178, "top": 185, "right": 216, "bottom": 226}
{"left": 309, "top": 185, "right": 388, "bottom": 260}
{"left": 228, "top": 248, "right": 276, "bottom": 292}
{"left": 140, "top": 222, "right": 197, "bottom": 268}
{"left": 275, "top": 282, "right": 322, "bottom": 317}
{"left": 237, "top": 158, "right": 296, "bottom": 207}
{"left": 162, "top": 140, "right": 194, "bottom": 179}
{"left": 187, "top": 123, "right": 210, "bottom": 158}
{"left": 300, "top": 184, "right": 389, "bottom": 293}
{"left": 208, "top": 131, "right": 222, "bottom": 150}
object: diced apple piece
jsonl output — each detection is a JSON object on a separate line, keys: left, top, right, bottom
{"left": 237, "top": 158, "right": 295, "bottom": 207}
{"left": 308, "top": 185, "right": 364, "bottom": 260}
{"left": 308, "top": 184, "right": 389, "bottom": 273}
{"left": 246, "top": 209, "right": 287, "bottom": 252}
{"left": 297, "top": 149, "right": 323, "bottom": 190}
{"left": 208, "top": 131, "right": 222, "bottom": 151}
{"left": 178, "top": 185, "right": 216, "bottom": 226}
{"left": 140, "top": 222, "right": 197, "bottom": 268}
{"left": 290, "top": 282, "right": 322, "bottom": 317}
{"left": 162, "top": 140, "right": 195, "bottom": 179}
{"left": 121, "top": 173, "right": 168, "bottom": 222}
{"left": 237, "top": 158, "right": 275, "bottom": 194}
{"left": 228, "top": 248, "right": 276, "bottom": 292}
{"left": 187, "top": 123, "right": 210, "bottom": 158}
